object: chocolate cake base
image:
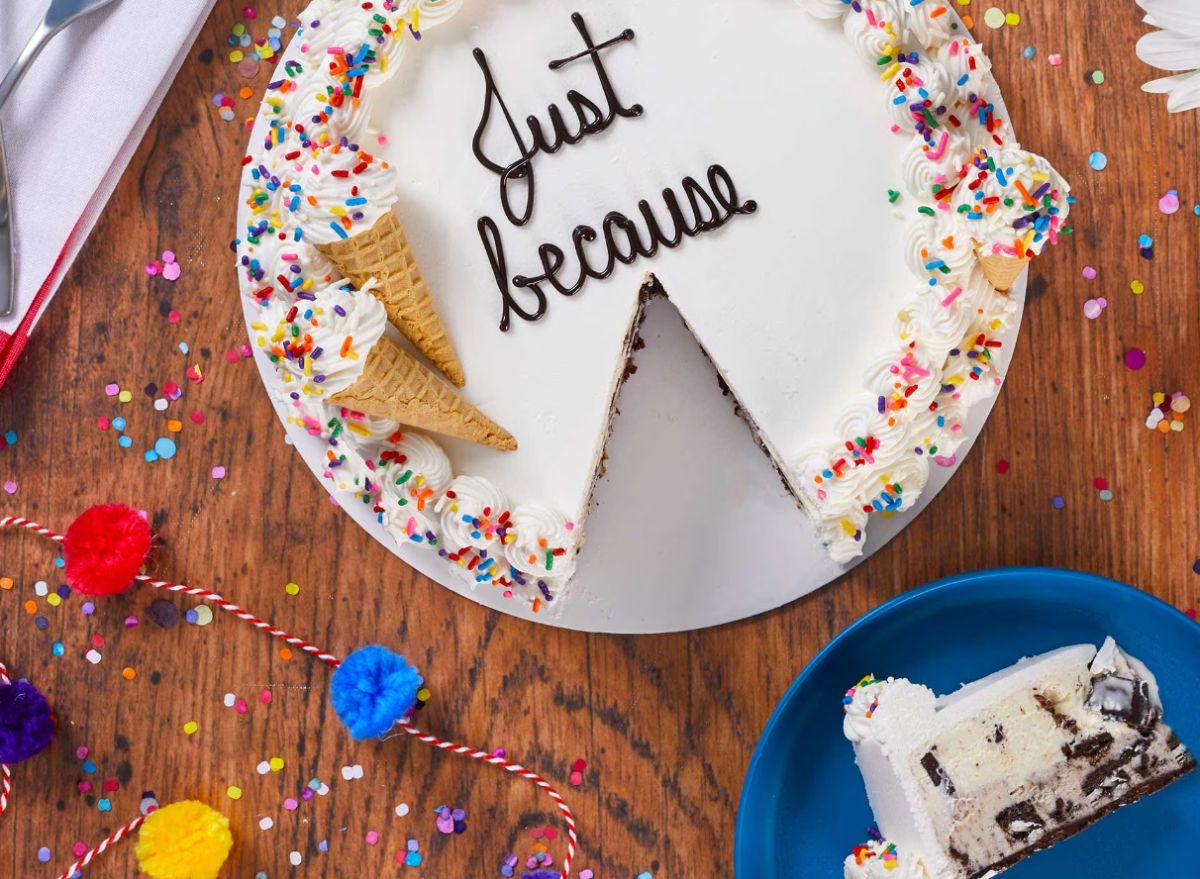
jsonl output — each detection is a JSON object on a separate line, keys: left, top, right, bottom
{"left": 967, "top": 753, "right": 1196, "bottom": 879}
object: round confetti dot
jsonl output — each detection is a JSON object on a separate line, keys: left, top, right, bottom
{"left": 1171, "top": 395, "right": 1191, "bottom": 414}
{"left": 0, "top": 577, "right": 12, "bottom": 590}
{"left": 183, "top": 721, "right": 199, "bottom": 735}
{"left": 1082, "top": 266, "right": 1097, "bottom": 280}
{"left": 1159, "top": 190, "right": 1180, "bottom": 215}
{"left": 289, "top": 852, "right": 302, "bottom": 866}
{"left": 1083, "top": 299, "right": 1104, "bottom": 319}
{"left": 122, "top": 667, "right": 137, "bottom": 681}
{"left": 1022, "top": 45, "right": 1036, "bottom": 59}
{"left": 1090, "top": 69, "right": 1105, "bottom": 85}
{"left": 1099, "top": 489, "right": 1114, "bottom": 502}
{"left": 228, "top": 786, "right": 243, "bottom": 800}
{"left": 1124, "top": 348, "right": 1147, "bottom": 371}
{"left": 193, "top": 605, "right": 214, "bottom": 626}
{"left": 285, "top": 581, "right": 300, "bottom": 596}
{"left": 37, "top": 847, "right": 51, "bottom": 863}
{"left": 1004, "top": 11, "right": 1020, "bottom": 25}
{"left": 154, "top": 437, "right": 177, "bottom": 460}
{"left": 1088, "top": 151, "right": 1107, "bottom": 171}
{"left": 1048, "top": 53, "right": 1063, "bottom": 66}
{"left": 983, "top": 7, "right": 1005, "bottom": 28}
{"left": 260, "top": 817, "right": 274, "bottom": 830}
{"left": 269, "top": 757, "right": 285, "bottom": 772}
{"left": 1051, "top": 496, "right": 1066, "bottom": 510}
{"left": 1130, "top": 279, "right": 1146, "bottom": 295}
{"left": 395, "top": 803, "right": 410, "bottom": 817}
{"left": 118, "top": 390, "right": 133, "bottom": 403}
{"left": 366, "top": 831, "right": 380, "bottom": 845}
{"left": 212, "top": 466, "right": 227, "bottom": 479}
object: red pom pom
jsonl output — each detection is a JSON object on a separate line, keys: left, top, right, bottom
{"left": 63, "top": 505, "right": 152, "bottom": 597}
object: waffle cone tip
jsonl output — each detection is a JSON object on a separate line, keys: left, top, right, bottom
{"left": 331, "top": 339, "right": 516, "bottom": 452}
{"left": 318, "top": 212, "right": 466, "bottom": 387}
{"left": 977, "top": 251, "right": 1028, "bottom": 293}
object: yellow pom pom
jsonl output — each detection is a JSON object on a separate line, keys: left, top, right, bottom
{"left": 135, "top": 800, "right": 233, "bottom": 879}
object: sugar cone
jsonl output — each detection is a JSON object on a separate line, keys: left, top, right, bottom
{"left": 331, "top": 338, "right": 515, "bottom": 452}
{"left": 976, "top": 251, "right": 1028, "bottom": 293}
{"left": 319, "top": 212, "right": 466, "bottom": 388}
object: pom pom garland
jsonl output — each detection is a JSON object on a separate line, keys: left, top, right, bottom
{"left": 62, "top": 504, "right": 152, "bottom": 596}
{"left": 134, "top": 800, "right": 233, "bottom": 879}
{"left": 2, "top": 507, "right": 580, "bottom": 878}
{"left": 0, "top": 677, "right": 56, "bottom": 765}
{"left": 331, "top": 646, "right": 423, "bottom": 739}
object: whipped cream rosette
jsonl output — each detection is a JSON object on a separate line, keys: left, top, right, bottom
{"left": 956, "top": 145, "right": 1070, "bottom": 292}
{"left": 844, "top": 839, "right": 929, "bottom": 879}
{"left": 375, "top": 431, "right": 453, "bottom": 544}
{"left": 252, "top": 279, "right": 515, "bottom": 450}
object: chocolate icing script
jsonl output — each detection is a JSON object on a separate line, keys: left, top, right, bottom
{"left": 471, "top": 12, "right": 758, "bottom": 332}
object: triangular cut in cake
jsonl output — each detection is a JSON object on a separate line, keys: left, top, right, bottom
{"left": 842, "top": 638, "right": 1196, "bottom": 878}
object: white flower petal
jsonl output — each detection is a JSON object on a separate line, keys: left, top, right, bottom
{"left": 1142, "top": 71, "right": 1195, "bottom": 93}
{"left": 1138, "top": 0, "right": 1200, "bottom": 36}
{"left": 1166, "top": 69, "right": 1200, "bottom": 111}
{"left": 1136, "top": 30, "right": 1200, "bottom": 71}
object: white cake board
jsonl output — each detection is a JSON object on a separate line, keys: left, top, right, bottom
{"left": 249, "top": 280, "right": 1024, "bottom": 634}
{"left": 242, "top": 6, "right": 1026, "bottom": 634}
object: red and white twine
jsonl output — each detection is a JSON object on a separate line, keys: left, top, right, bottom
{"left": 1, "top": 515, "right": 579, "bottom": 878}
{"left": 53, "top": 813, "right": 146, "bottom": 879}
{"left": 0, "top": 659, "right": 11, "bottom": 820}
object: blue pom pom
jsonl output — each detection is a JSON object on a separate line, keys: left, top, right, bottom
{"left": 330, "top": 646, "right": 422, "bottom": 740}
{"left": 0, "top": 678, "right": 56, "bottom": 764}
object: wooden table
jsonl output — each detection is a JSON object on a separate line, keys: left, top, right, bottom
{"left": 2, "top": 2, "right": 1197, "bottom": 876}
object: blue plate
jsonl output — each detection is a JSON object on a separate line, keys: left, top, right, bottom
{"left": 735, "top": 568, "right": 1200, "bottom": 878}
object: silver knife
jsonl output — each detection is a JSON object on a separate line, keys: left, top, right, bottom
{"left": 0, "top": 0, "right": 125, "bottom": 317}
{"left": 0, "top": 124, "right": 10, "bottom": 317}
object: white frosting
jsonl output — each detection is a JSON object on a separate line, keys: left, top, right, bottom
{"left": 843, "top": 675, "right": 887, "bottom": 743}
{"left": 251, "top": 279, "right": 388, "bottom": 398}
{"left": 844, "top": 839, "right": 929, "bottom": 879}
{"left": 236, "top": 0, "right": 1070, "bottom": 601}
{"left": 377, "top": 431, "right": 453, "bottom": 542}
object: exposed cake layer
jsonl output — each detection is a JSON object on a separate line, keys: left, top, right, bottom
{"left": 842, "top": 639, "right": 1196, "bottom": 879}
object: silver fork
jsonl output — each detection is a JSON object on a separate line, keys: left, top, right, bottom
{"left": 0, "top": 0, "right": 124, "bottom": 317}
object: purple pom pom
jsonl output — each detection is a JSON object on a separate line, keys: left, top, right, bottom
{"left": 521, "top": 872, "right": 560, "bottom": 879}
{"left": 0, "top": 678, "right": 56, "bottom": 764}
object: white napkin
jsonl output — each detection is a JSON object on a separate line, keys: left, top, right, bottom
{"left": 0, "top": 0, "right": 216, "bottom": 384}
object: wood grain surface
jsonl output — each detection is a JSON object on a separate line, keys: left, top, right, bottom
{"left": 2, "top": 2, "right": 1198, "bottom": 877}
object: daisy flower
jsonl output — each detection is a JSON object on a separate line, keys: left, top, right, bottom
{"left": 1137, "top": 0, "right": 1200, "bottom": 112}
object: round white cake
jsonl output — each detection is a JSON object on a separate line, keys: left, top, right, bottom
{"left": 235, "top": 0, "right": 1070, "bottom": 619}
